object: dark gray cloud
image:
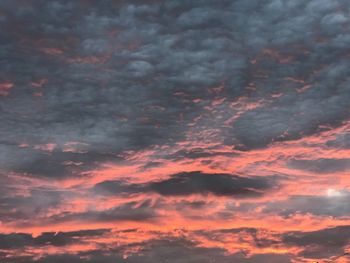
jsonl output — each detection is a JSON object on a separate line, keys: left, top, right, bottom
{"left": 0, "top": 183, "right": 156, "bottom": 226}
{"left": 1, "top": 225, "right": 349, "bottom": 263}
{"left": 262, "top": 191, "right": 350, "bottom": 217}
{"left": 283, "top": 225, "right": 350, "bottom": 259}
{"left": 147, "top": 172, "right": 276, "bottom": 197}
{"left": 0, "top": 229, "right": 110, "bottom": 250}
{"left": 11, "top": 149, "right": 123, "bottom": 179}
{"left": 0, "top": 0, "right": 349, "bottom": 179}
{"left": 42, "top": 200, "right": 157, "bottom": 226}
{"left": 197, "top": 226, "right": 350, "bottom": 260}
{"left": 223, "top": 189, "right": 350, "bottom": 218}
{"left": 0, "top": 188, "right": 63, "bottom": 223}
{"left": 0, "top": 0, "right": 349, "bottom": 262}
{"left": 1, "top": 236, "right": 292, "bottom": 263}
{"left": 162, "top": 148, "right": 237, "bottom": 161}
{"left": 94, "top": 171, "right": 278, "bottom": 197}
{"left": 326, "top": 133, "right": 350, "bottom": 149}
{"left": 288, "top": 158, "right": 350, "bottom": 173}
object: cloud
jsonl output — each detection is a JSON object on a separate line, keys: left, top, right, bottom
{"left": 1, "top": 236, "right": 292, "bottom": 263}
{"left": 0, "top": 0, "right": 350, "bottom": 262}
{"left": 1, "top": 0, "right": 350, "bottom": 175}
{"left": 288, "top": 158, "right": 350, "bottom": 173}
{"left": 0, "top": 229, "right": 110, "bottom": 249}
{"left": 0, "top": 188, "right": 63, "bottom": 223}
{"left": 44, "top": 201, "right": 157, "bottom": 226}
{"left": 163, "top": 148, "right": 237, "bottom": 161}
{"left": 283, "top": 225, "right": 350, "bottom": 259}
{"left": 262, "top": 191, "right": 350, "bottom": 217}
{"left": 147, "top": 172, "right": 277, "bottom": 197}
{"left": 94, "top": 171, "right": 278, "bottom": 197}
{"left": 327, "top": 133, "right": 350, "bottom": 149}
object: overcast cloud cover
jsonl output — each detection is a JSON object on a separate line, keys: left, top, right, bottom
{"left": 1, "top": 0, "right": 350, "bottom": 262}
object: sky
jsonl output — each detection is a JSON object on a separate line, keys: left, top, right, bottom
{"left": 1, "top": 0, "right": 350, "bottom": 262}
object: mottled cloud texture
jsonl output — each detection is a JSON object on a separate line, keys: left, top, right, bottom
{"left": 1, "top": 0, "right": 350, "bottom": 262}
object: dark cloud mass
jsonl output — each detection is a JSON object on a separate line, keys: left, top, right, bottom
{"left": 149, "top": 172, "right": 276, "bottom": 196}
{"left": 1, "top": 0, "right": 350, "bottom": 173}
{"left": 262, "top": 191, "right": 350, "bottom": 217}
{"left": 94, "top": 171, "right": 278, "bottom": 197}
{"left": 1, "top": 0, "right": 350, "bottom": 262}
{"left": 283, "top": 226, "right": 350, "bottom": 259}
{"left": 288, "top": 158, "right": 350, "bottom": 173}
{"left": 0, "top": 229, "right": 110, "bottom": 249}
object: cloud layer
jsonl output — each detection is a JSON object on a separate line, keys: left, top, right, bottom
{"left": 1, "top": 0, "right": 350, "bottom": 262}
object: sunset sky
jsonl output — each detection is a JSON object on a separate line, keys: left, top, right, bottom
{"left": 1, "top": 0, "right": 350, "bottom": 262}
